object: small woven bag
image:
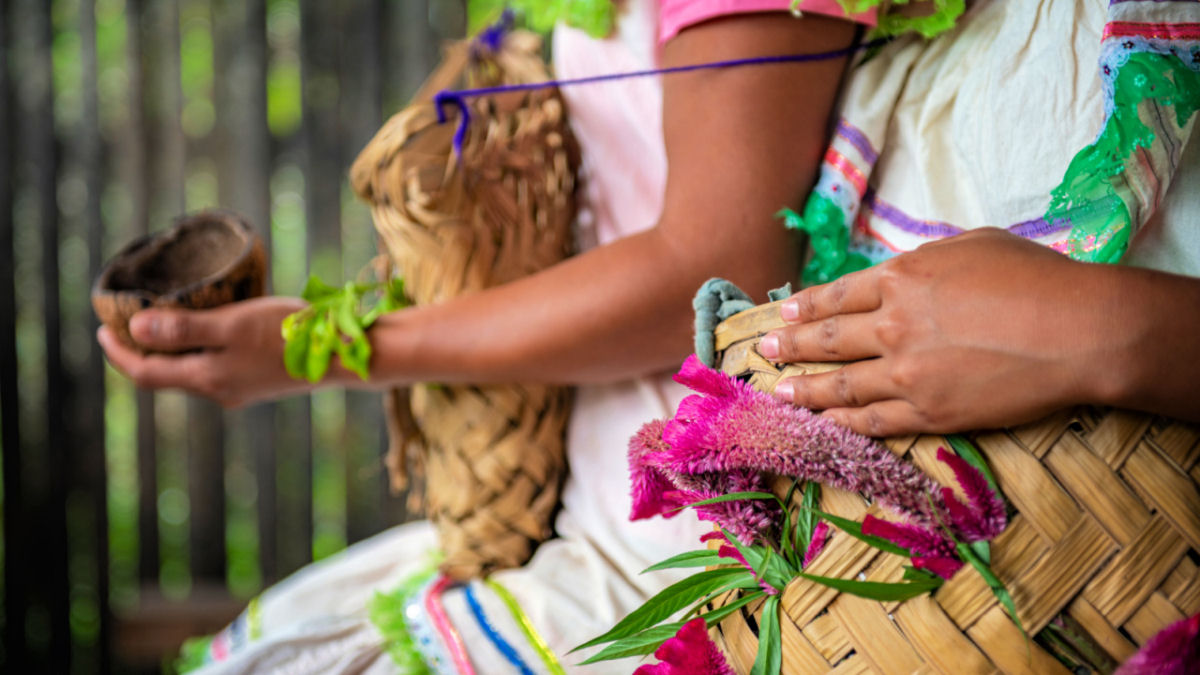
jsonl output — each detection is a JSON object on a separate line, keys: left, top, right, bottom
{"left": 350, "top": 30, "right": 578, "bottom": 580}
{"left": 709, "top": 300, "right": 1200, "bottom": 674}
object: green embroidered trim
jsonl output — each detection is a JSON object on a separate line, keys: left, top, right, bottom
{"left": 1047, "top": 51, "right": 1200, "bottom": 264}
{"left": 484, "top": 578, "right": 567, "bottom": 675}
{"left": 794, "top": 0, "right": 963, "bottom": 39}
{"left": 247, "top": 596, "right": 263, "bottom": 641}
{"left": 469, "top": 0, "right": 615, "bottom": 39}
{"left": 175, "top": 635, "right": 215, "bottom": 674}
{"left": 779, "top": 199, "right": 871, "bottom": 287}
{"left": 368, "top": 556, "right": 443, "bottom": 673}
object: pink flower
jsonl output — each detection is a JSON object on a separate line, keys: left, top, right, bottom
{"left": 632, "top": 618, "right": 736, "bottom": 675}
{"left": 630, "top": 357, "right": 1011, "bottom": 553}
{"left": 628, "top": 419, "right": 691, "bottom": 520}
{"left": 715, "top": 539, "right": 779, "bottom": 595}
{"left": 629, "top": 418, "right": 778, "bottom": 543}
{"left": 1116, "top": 613, "right": 1200, "bottom": 675}
{"left": 861, "top": 515, "right": 956, "bottom": 559}
{"left": 936, "top": 447, "right": 1007, "bottom": 542}
{"left": 802, "top": 521, "right": 830, "bottom": 569}
{"left": 658, "top": 355, "right": 947, "bottom": 527}
{"left": 911, "top": 555, "right": 964, "bottom": 580}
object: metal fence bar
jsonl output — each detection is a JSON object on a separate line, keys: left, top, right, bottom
{"left": 342, "top": 0, "right": 387, "bottom": 546}
{"left": 174, "top": 0, "right": 229, "bottom": 589}
{"left": 0, "top": 2, "right": 25, "bottom": 671}
{"left": 211, "top": 0, "right": 278, "bottom": 586}
{"left": 28, "top": 0, "right": 73, "bottom": 670}
{"left": 80, "top": 0, "right": 114, "bottom": 670}
{"left": 124, "top": 0, "right": 161, "bottom": 588}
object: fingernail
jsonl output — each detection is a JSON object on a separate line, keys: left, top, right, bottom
{"left": 774, "top": 380, "right": 793, "bottom": 402}
{"left": 130, "top": 313, "right": 157, "bottom": 339}
{"left": 759, "top": 334, "right": 779, "bottom": 360}
{"left": 780, "top": 301, "right": 800, "bottom": 322}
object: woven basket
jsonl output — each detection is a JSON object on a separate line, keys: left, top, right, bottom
{"left": 708, "top": 299, "right": 1200, "bottom": 674}
{"left": 349, "top": 31, "right": 578, "bottom": 580}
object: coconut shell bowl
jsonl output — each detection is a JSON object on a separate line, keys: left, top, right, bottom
{"left": 92, "top": 210, "right": 266, "bottom": 351}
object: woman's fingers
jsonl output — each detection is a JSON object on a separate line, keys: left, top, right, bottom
{"left": 779, "top": 268, "right": 882, "bottom": 324}
{"left": 98, "top": 326, "right": 211, "bottom": 392}
{"left": 128, "top": 308, "right": 228, "bottom": 352}
{"left": 760, "top": 312, "right": 882, "bottom": 363}
{"left": 822, "top": 399, "right": 926, "bottom": 438}
{"left": 773, "top": 359, "right": 896, "bottom": 410}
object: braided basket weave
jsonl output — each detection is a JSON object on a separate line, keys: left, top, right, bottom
{"left": 709, "top": 300, "right": 1200, "bottom": 674}
{"left": 349, "top": 31, "right": 577, "bottom": 580}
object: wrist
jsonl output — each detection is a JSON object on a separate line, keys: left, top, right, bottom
{"left": 1073, "top": 263, "right": 1152, "bottom": 410}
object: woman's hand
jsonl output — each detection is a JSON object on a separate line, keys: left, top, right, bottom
{"left": 98, "top": 296, "right": 331, "bottom": 408}
{"left": 760, "top": 228, "right": 1138, "bottom": 436}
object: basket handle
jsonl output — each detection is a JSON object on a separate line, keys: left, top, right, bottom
{"left": 410, "top": 41, "right": 471, "bottom": 105}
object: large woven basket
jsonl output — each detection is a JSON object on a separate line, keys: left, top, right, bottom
{"left": 709, "top": 299, "right": 1200, "bottom": 674}
{"left": 349, "top": 31, "right": 577, "bottom": 580}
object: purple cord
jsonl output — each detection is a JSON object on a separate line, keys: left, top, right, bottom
{"left": 435, "top": 37, "right": 890, "bottom": 157}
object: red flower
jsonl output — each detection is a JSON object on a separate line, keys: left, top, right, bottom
{"left": 632, "top": 618, "right": 736, "bottom": 675}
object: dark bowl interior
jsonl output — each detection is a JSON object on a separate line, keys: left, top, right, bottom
{"left": 101, "top": 217, "right": 251, "bottom": 298}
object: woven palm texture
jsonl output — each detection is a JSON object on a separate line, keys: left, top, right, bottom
{"left": 349, "top": 31, "right": 577, "bottom": 581}
{"left": 708, "top": 299, "right": 1200, "bottom": 674}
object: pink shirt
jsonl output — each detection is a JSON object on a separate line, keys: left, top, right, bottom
{"left": 659, "top": 0, "right": 877, "bottom": 44}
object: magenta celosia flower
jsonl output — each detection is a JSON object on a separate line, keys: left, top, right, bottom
{"left": 861, "top": 515, "right": 956, "bottom": 559}
{"left": 713, "top": 538, "right": 779, "bottom": 595}
{"left": 629, "top": 418, "right": 778, "bottom": 542}
{"left": 629, "top": 419, "right": 692, "bottom": 520}
{"left": 632, "top": 618, "right": 736, "bottom": 675}
{"left": 936, "top": 447, "right": 1007, "bottom": 542}
{"left": 802, "top": 521, "right": 830, "bottom": 569}
{"left": 1116, "top": 613, "right": 1200, "bottom": 675}
{"left": 630, "top": 357, "right": 1010, "bottom": 559}
{"left": 911, "top": 555, "right": 964, "bottom": 580}
{"left": 657, "top": 355, "right": 947, "bottom": 527}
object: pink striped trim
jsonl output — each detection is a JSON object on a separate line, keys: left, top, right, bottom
{"left": 1102, "top": 21, "right": 1200, "bottom": 41}
{"left": 210, "top": 633, "right": 231, "bottom": 661}
{"left": 855, "top": 211, "right": 903, "bottom": 253}
{"left": 824, "top": 147, "right": 868, "bottom": 195}
{"left": 425, "top": 575, "right": 476, "bottom": 675}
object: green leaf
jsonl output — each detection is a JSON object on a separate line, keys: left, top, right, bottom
{"left": 571, "top": 568, "right": 753, "bottom": 652}
{"left": 684, "top": 573, "right": 767, "bottom": 620}
{"left": 679, "top": 491, "right": 783, "bottom": 512}
{"left": 300, "top": 275, "right": 339, "bottom": 302}
{"left": 283, "top": 274, "right": 409, "bottom": 383}
{"left": 577, "top": 622, "right": 683, "bottom": 664}
{"left": 686, "top": 587, "right": 764, "bottom": 622}
{"left": 588, "top": 589, "right": 770, "bottom": 664}
{"left": 304, "top": 314, "right": 335, "bottom": 383}
{"left": 957, "top": 543, "right": 1027, "bottom": 644}
{"left": 797, "top": 572, "right": 942, "bottom": 601}
{"left": 903, "top": 565, "right": 941, "bottom": 582}
{"left": 780, "top": 481, "right": 800, "bottom": 569}
{"left": 970, "top": 539, "right": 991, "bottom": 566}
{"left": 805, "top": 507, "right": 913, "bottom": 558}
{"left": 336, "top": 292, "right": 366, "bottom": 340}
{"left": 281, "top": 313, "right": 312, "bottom": 380}
{"left": 750, "top": 594, "right": 782, "bottom": 675}
{"left": 796, "top": 482, "right": 820, "bottom": 564}
{"left": 642, "top": 550, "right": 726, "bottom": 574}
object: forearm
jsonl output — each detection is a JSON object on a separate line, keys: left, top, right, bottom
{"left": 365, "top": 223, "right": 796, "bottom": 386}
{"left": 354, "top": 13, "right": 854, "bottom": 388}
{"left": 1087, "top": 263, "right": 1200, "bottom": 422}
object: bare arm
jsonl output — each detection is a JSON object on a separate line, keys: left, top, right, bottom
{"left": 99, "top": 13, "right": 856, "bottom": 406}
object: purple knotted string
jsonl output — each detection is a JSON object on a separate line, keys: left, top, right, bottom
{"left": 434, "top": 37, "right": 890, "bottom": 158}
